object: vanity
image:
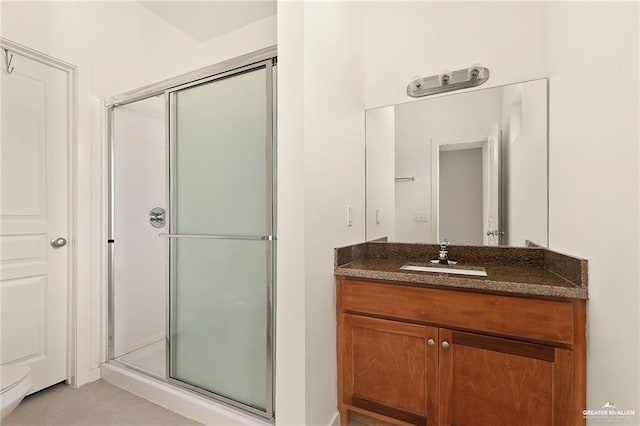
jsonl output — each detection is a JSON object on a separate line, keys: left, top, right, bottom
{"left": 349, "top": 73, "right": 586, "bottom": 424}
{"left": 335, "top": 242, "right": 587, "bottom": 426}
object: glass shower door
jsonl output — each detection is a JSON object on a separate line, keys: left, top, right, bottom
{"left": 167, "top": 63, "right": 274, "bottom": 416}
{"left": 111, "top": 96, "right": 167, "bottom": 379}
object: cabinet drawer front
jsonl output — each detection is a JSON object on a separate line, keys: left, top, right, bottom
{"left": 341, "top": 280, "right": 574, "bottom": 345}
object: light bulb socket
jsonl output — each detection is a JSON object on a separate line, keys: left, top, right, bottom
{"left": 410, "top": 75, "right": 424, "bottom": 90}
{"left": 468, "top": 64, "right": 485, "bottom": 80}
{"left": 439, "top": 71, "right": 452, "bottom": 85}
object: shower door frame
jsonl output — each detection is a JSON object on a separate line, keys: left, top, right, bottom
{"left": 105, "top": 46, "right": 277, "bottom": 421}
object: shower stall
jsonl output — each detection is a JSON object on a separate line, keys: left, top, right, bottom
{"left": 105, "top": 48, "right": 276, "bottom": 421}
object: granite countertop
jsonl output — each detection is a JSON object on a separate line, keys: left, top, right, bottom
{"left": 334, "top": 242, "right": 588, "bottom": 300}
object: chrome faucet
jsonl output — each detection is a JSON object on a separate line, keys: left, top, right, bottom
{"left": 431, "top": 239, "right": 457, "bottom": 265}
{"left": 438, "top": 240, "right": 449, "bottom": 264}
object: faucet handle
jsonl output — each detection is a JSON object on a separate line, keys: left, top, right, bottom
{"left": 440, "top": 239, "right": 449, "bottom": 250}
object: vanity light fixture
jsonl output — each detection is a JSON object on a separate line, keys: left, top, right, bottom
{"left": 407, "top": 64, "right": 489, "bottom": 98}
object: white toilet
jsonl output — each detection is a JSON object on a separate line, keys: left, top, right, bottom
{"left": 0, "top": 365, "right": 33, "bottom": 421}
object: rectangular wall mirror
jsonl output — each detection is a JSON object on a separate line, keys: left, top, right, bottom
{"left": 365, "top": 78, "right": 548, "bottom": 247}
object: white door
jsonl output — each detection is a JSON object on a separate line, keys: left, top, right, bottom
{"left": 483, "top": 123, "right": 501, "bottom": 245}
{"left": 0, "top": 50, "right": 69, "bottom": 394}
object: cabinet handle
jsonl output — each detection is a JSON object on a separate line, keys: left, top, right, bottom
{"left": 427, "top": 338, "right": 435, "bottom": 347}
{"left": 441, "top": 341, "right": 450, "bottom": 349}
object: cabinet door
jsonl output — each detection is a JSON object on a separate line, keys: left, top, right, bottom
{"left": 439, "top": 329, "right": 573, "bottom": 426}
{"left": 343, "top": 314, "right": 439, "bottom": 426}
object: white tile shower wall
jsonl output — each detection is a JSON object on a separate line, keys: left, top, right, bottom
{"left": 112, "top": 101, "right": 166, "bottom": 359}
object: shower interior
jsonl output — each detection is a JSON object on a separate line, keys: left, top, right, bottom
{"left": 111, "top": 94, "right": 167, "bottom": 380}
{"left": 107, "top": 50, "right": 276, "bottom": 420}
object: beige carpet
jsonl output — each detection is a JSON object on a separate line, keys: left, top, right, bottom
{"left": 3, "top": 380, "right": 201, "bottom": 426}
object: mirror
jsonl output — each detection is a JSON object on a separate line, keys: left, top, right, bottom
{"left": 365, "top": 79, "right": 548, "bottom": 247}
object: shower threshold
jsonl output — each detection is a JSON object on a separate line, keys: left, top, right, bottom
{"left": 114, "top": 340, "right": 166, "bottom": 379}
{"left": 102, "top": 362, "right": 272, "bottom": 426}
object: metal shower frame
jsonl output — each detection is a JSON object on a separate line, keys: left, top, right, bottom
{"left": 105, "top": 46, "right": 277, "bottom": 422}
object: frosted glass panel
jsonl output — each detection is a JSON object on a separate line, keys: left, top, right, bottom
{"left": 171, "top": 238, "right": 268, "bottom": 410}
{"left": 175, "top": 67, "right": 268, "bottom": 236}
{"left": 170, "top": 64, "right": 271, "bottom": 412}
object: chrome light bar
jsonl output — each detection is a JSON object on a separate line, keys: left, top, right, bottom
{"left": 407, "top": 64, "right": 490, "bottom": 98}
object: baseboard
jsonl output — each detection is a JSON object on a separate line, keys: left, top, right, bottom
{"left": 328, "top": 411, "right": 340, "bottom": 426}
{"left": 101, "top": 363, "right": 269, "bottom": 426}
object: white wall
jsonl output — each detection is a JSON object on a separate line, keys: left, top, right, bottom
{"left": 547, "top": 2, "right": 639, "bottom": 415}
{"left": 364, "top": 2, "right": 548, "bottom": 109}
{"left": 365, "top": 106, "right": 395, "bottom": 241}
{"left": 275, "top": 1, "right": 306, "bottom": 424}
{"left": 203, "top": 15, "right": 277, "bottom": 67}
{"left": 303, "top": 3, "right": 366, "bottom": 425}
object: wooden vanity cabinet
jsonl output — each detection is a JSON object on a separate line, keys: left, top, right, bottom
{"left": 337, "top": 278, "right": 586, "bottom": 426}
{"left": 439, "top": 329, "right": 573, "bottom": 426}
{"left": 342, "top": 315, "right": 439, "bottom": 426}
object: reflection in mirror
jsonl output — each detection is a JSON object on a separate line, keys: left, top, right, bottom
{"left": 365, "top": 79, "right": 548, "bottom": 247}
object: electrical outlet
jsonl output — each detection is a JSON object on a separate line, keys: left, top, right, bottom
{"left": 376, "top": 209, "right": 381, "bottom": 225}
{"left": 347, "top": 205, "right": 353, "bottom": 226}
{"left": 414, "top": 211, "right": 429, "bottom": 222}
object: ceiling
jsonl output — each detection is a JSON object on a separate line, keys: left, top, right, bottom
{"left": 139, "top": 1, "right": 276, "bottom": 42}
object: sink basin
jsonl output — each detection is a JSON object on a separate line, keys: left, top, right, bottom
{"left": 400, "top": 264, "right": 488, "bottom": 277}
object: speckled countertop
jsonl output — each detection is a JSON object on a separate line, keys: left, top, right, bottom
{"left": 334, "top": 242, "right": 588, "bottom": 300}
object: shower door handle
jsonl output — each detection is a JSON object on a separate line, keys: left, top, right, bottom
{"left": 158, "top": 233, "right": 274, "bottom": 241}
